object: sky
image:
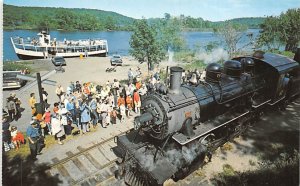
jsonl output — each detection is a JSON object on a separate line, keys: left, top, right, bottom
{"left": 3, "top": 0, "right": 300, "bottom": 21}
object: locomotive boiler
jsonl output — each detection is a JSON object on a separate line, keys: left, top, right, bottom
{"left": 114, "top": 51, "right": 300, "bottom": 186}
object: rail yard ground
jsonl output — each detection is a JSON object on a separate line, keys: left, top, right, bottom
{"left": 2, "top": 56, "right": 299, "bottom": 186}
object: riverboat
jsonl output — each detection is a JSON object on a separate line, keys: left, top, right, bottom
{"left": 11, "top": 31, "right": 108, "bottom": 60}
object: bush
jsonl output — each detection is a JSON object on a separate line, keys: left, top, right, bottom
{"left": 268, "top": 49, "right": 295, "bottom": 58}
{"left": 3, "top": 62, "right": 32, "bottom": 72}
{"left": 174, "top": 51, "right": 196, "bottom": 63}
{"left": 184, "top": 60, "right": 206, "bottom": 71}
{"left": 211, "top": 150, "right": 300, "bottom": 186}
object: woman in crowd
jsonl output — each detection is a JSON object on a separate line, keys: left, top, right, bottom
{"left": 79, "top": 99, "right": 91, "bottom": 133}
{"left": 42, "top": 107, "right": 52, "bottom": 135}
{"left": 60, "top": 106, "right": 71, "bottom": 135}
{"left": 51, "top": 113, "right": 65, "bottom": 145}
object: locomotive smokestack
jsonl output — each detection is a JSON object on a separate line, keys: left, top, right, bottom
{"left": 169, "top": 66, "right": 183, "bottom": 94}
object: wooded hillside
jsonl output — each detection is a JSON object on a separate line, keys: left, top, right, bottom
{"left": 3, "top": 4, "right": 265, "bottom": 31}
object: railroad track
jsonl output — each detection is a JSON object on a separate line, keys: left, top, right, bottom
{"left": 47, "top": 130, "right": 131, "bottom": 186}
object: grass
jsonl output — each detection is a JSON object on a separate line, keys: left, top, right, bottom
{"left": 3, "top": 61, "right": 33, "bottom": 72}
{"left": 5, "top": 124, "right": 98, "bottom": 161}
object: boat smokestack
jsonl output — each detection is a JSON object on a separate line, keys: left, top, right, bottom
{"left": 169, "top": 66, "right": 183, "bottom": 94}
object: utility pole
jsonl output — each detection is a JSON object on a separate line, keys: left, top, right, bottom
{"left": 36, "top": 73, "right": 45, "bottom": 119}
{"left": 36, "top": 73, "right": 43, "bottom": 103}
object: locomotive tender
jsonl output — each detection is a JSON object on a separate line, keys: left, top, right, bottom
{"left": 114, "top": 50, "right": 300, "bottom": 186}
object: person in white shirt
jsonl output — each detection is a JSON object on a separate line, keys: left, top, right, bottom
{"left": 55, "top": 85, "right": 64, "bottom": 102}
{"left": 128, "top": 68, "right": 134, "bottom": 81}
{"left": 139, "top": 83, "right": 148, "bottom": 99}
{"left": 119, "top": 104, "right": 126, "bottom": 123}
{"left": 51, "top": 113, "right": 65, "bottom": 145}
{"left": 113, "top": 79, "right": 120, "bottom": 89}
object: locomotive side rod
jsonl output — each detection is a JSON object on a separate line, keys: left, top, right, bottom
{"left": 172, "top": 111, "right": 250, "bottom": 145}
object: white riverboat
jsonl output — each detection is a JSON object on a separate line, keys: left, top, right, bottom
{"left": 11, "top": 31, "right": 108, "bottom": 60}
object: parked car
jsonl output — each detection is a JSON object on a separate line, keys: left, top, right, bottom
{"left": 52, "top": 56, "right": 66, "bottom": 66}
{"left": 3, "top": 71, "right": 27, "bottom": 89}
{"left": 110, "top": 55, "right": 123, "bottom": 66}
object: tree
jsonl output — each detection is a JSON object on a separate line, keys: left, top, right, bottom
{"left": 214, "top": 22, "right": 247, "bottom": 57}
{"left": 257, "top": 8, "right": 300, "bottom": 51}
{"left": 156, "top": 17, "right": 186, "bottom": 52}
{"left": 279, "top": 8, "right": 300, "bottom": 51}
{"left": 164, "top": 13, "right": 171, "bottom": 20}
{"left": 256, "top": 16, "right": 282, "bottom": 50}
{"left": 104, "top": 16, "right": 117, "bottom": 30}
{"left": 55, "top": 9, "right": 77, "bottom": 30}
{"left": 129, "top": 19, "right": 165, "bottom": 72}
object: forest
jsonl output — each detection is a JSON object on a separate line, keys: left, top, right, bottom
{"left": 3, "top": 4, "right": 265, "bottom": 31}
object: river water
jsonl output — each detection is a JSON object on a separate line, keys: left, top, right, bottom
{"left": 3, "top": 29, "right": 260, "bottom": 61}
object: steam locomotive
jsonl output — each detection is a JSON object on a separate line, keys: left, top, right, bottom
{"left": 113, "top": 50, "right": 300, "bottom": 186}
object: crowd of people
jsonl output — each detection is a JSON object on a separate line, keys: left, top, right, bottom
{"left": 22, "top": 66, "right": 166, "bottom": 157}
{"left": 3, "top": 65, "right": 205, "bottom": 159}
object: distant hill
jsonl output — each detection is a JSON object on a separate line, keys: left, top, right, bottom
{"left": 3, "top": 4, "right": 265, "bottom": 31}
{"left": 3, "top": 4, "right": 135, "bottom": 31}
{"left": 216, "top": 17, "right": 266, "bottom": 28}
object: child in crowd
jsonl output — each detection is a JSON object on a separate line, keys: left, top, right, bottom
{"left": 42, "top": 107, "right": 52, "bottom": 135}
{"left": 53, "top": 102, "right": 59, "bottom": 114}
{"left": 111, "top": 107, "right": 117, "bottom": 124}
{"left": 119, "top": 103, "right": 126, "bottom": 123}
{"left": 10, "top": 126, "right": 25, "bottom": 150}
{"left": 75, "top": 81, "right": 82, "bottom": 93}
{"left": 106, "top": 105, "right": 112, "bottom": 126}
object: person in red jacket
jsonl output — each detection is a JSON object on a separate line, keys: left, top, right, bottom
{"left": 126, "top": 95, "right": 133, "bottom": 117}
{"left": 117, "top": 94, "right": 125, "bottom": 108}
{"left": 133, "top": 89, "right": 141, "bottom": 114}
{"left": 10, "top": 126, "right": 25, "bottom": 150}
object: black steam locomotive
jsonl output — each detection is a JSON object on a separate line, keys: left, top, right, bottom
{"left": 114, "top": 50, "right": 300, "bottom": 186}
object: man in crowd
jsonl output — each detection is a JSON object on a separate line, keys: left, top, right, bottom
{"left": 55, "top": 85, "right": 64, "bottom": 102}
{"left": 128, "top": 68, "right": 134, "bottom": 82}
{"left": 66, "top": 97, "right": 76, "bottom": 123}
{"left": 26, "top": 120, "right": 42, "bottom": 160}
{"left": 133, "top": 89, "right": 141, "bottom": 114}
{"left": 29, "top": 93, "right": 36, "bottom": 116}
{"left": 2, "top": 112, "right": 12, "bottom": 152}
{"left": 42, "top": 87, "right": 48, "bottom": 104}
{"left": 89, "top": 95, "right": 99, "bottom": 128}
{"left": 6, "top": 93, "right": 17, "bottom": 121}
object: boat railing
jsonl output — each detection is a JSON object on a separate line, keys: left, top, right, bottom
{"left": 12, "top": 36, "right": 107, "bottom": 45}
{"left": 11, "top": 36, "right": 108, "bottom": 52}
